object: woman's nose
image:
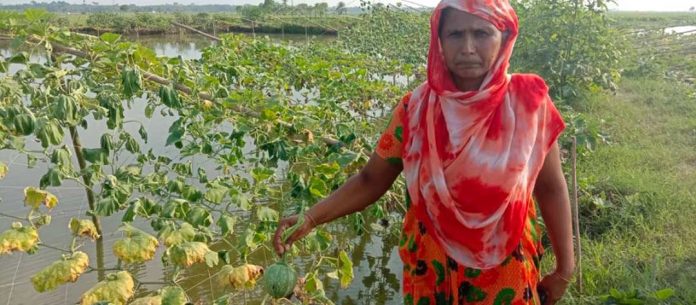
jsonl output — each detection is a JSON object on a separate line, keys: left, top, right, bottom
{"left": 461, "top": 36, "right": 476, "bottom": 54}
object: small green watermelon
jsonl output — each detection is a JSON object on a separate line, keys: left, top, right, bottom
{"left": 262, "top": 261, "right": 297, "bottom": 299}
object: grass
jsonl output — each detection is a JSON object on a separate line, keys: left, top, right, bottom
{"left": 552, "top": 77, "right": 696, "bottom": 304}
{"left": 609, "top": 11, "right": 696, "bottom": 30}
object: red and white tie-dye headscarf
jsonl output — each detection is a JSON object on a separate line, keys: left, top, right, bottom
{"left": 402, "top": 0, "right": 566, "bottom": 269}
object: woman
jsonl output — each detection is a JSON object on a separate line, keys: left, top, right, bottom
{"left": 273, "top": 0, "right": 575, "bottom": 304}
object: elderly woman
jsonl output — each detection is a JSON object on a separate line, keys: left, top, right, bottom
{"left": 274, "top": 0, "right": 575, "bottom": 304}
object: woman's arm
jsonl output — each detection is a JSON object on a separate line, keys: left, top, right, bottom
{"left": 534, "top": 142, "right": 575, "bottom": 277}
{"left": 273, "top": 152, "right": 402, "bottom": 255}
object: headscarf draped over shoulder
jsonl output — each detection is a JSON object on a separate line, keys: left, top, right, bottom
{"left": 402, "top": 0, "right": 566, "bottom": 269}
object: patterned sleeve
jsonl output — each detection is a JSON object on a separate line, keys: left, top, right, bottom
{"left": 375, "top": 93, "right": 411, "bottom": 165}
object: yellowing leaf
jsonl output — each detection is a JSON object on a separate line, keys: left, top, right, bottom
{"left": 158, "top": 222, "right": 195, "bottom": 247}
{"left": 45, "top": 193, "right": 58, "bottom": 209}
{"left": 0, "top": 222, "right": 39, "bottom": 255}
{"left": 23, "top": 187, "right": 58, "bottom": 209}
{"left": 338, "top": 250, "right": 354, "bottom": 289}
{"left": 31, "top": 251, "right": 89, "bottom": 292}
{"left": 129, "top": 286, "right": 187, "bottom": 305}
{"left": 129, "top": 296, "right": 161, "bottom": 305}
{"left": 80, "top": 271, "right": 134, "bottom": 305}
{"left": 160, "top": 286, "right": 187, "bottom": 305}
{"left": 112, "top": 224, "right": 158, "bottom": 264}
{"left": 0, "top": 162, "right": 7, "bottom": 180}
{"left": 218, "top": 264, "right": 263, "bottom": 290}
{"left": 168, "top": 241, "right": 216, "bottom": 268}
{"left": 69, "top": 218, "right": 100, "bottom": 240}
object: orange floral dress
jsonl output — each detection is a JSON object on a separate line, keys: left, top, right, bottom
{"left": 376, "top": 93, "right": 545, "bottom": 305}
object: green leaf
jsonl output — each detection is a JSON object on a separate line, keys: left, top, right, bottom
{"left": 138, "top": 125, "right": 148, "bottom": 143}
{"left": 8, "top": 52, "right": 28, "bottom": 64}
{"left": 100, "top": 33, "right": 121, "bottom": 44}
{"left": 256, "top": 206, "right": 278, "bottom": 222}
{"left": 204, "top": 185, "right": 227, "bottom": 204}
{"left": 217, "top": 215, "right": 236, "bottom": 236}
{"left": 121, "top": 67, "right": 141, "bottom": 99}
{"left": 94, "top": 197, "right": 119, "bottom": 217}
{"left": 251, "top": 167, "right": 274, "bottom": 182}
{"left": 315, "top": 162, "right": 340, "bottom": 178}
{"left": 52, "top": 94, "right": 80, "bottom": 126}
{"left": 82, "top": 148, "right": 109, "bottom": 165}
{"left": 309, "top": 176, "right": 328, "bottom": 198}
{"left": 40, "top": 168, "right": 63, "bottom": 188}
{"left": 36, "top": 119, "right": 64, "bottom": 148}
{"left": 50, "top": 147, "right": 72, "bottom": 173}
{"left": 654, "top": 288, "right": 675, "bottom": 300}
{"left": 338, "top": 250, "right": 354, "bottom": 288}
{"left": 100, "top": 134, "right": 114, "bottom": 152}
{"left": 159, "top": 85, "right": 181, "bottom": 108}
{"left": 166, "top": 119, "right": 185, "bottom": 146}
{"left": 234, "top": 194, "right": 252, "bottom": 211}
{"left": 13, "top": 111, "right": 36, "bottom": 136}
{"left": 186, "top": 206, "right": 213, "bottom": 228}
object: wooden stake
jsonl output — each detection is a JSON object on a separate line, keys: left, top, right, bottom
{"left": 571, "top": 136, "right": 583, "bottom": 292}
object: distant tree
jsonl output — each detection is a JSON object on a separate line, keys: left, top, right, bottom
{"left": 314, "top": 2, "right": 328, "bottom": 16}
{"left": 239, "top": 5, "right": 264, "bottom": 22}
{"left": 336, "top": 1, "right": 346, "bottom": 14}
{"left": 690, "top": 6, "right": 695, "bottom": 11}
{"left": 120, "top": 4, "right": 128, "bottom": 11}
{"left": 262, "top": 0, "right": 276, "bottom": 10}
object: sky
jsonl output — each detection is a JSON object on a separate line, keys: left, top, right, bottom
{"left": 1, "top": 0, "right": 695, "bottom": 11}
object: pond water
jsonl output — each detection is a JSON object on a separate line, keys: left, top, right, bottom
{"left": 0, "top": 33, "right": 403, "bottom": 305}
{"left": 664, "top": 25, "right": 696, "bottom": 35}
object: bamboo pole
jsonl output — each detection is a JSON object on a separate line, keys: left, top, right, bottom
{"left": 571, "top": 136, "right": 582, "bottom": 292}
{"left": 170, "top": 21, "right": 221, "bottom": 42}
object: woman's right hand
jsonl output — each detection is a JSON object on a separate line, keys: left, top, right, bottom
{"left": 273, "top": 213, "right": 317, "bottom": 256}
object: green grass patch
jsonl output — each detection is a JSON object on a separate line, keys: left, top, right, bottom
{"left": 547, "top": 77, "right": 696, "bottom": 304}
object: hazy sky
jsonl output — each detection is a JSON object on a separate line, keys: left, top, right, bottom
{"left": 1, "top": 0, "right": 695, "bottom": 11}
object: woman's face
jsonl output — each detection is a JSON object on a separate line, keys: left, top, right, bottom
{"left": 439, "top": 8, "right": 503, "bottom": 90}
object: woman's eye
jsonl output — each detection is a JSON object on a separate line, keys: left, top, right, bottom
{"left": 475, "top": 30, "right": 490, "bottom": 37}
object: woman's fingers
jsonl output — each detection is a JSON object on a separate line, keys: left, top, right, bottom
{"left": 273, "top": 216, "right": 296, "bottom": 256}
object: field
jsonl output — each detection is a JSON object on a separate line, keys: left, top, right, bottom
{"left": 0, "top": 3, "right": 695, "bottom": 305}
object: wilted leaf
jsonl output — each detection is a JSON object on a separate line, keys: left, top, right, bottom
{"left": 204, "top": 186, "right": 227, "bottom": 204}
{"left": 159, "top": 222, "right": 195, "bottom": 247}
{"left": 129, "top": 296, "right": 161, "bottom": 305}
{"left": 160, "top": 286, "right": 187, "bottom": 305}
{"left": 69, "top": 218, "right": 100, "bottom": 240}
{"left": 168, "top": 241, "right": 216, "bottom": 268}
{"left": 112, "top": 224, "right": 158, "bottom": 263}
{"left": 24, "top": 187, "right": 58, "bottom": 209}
{"left": 217, "top": 215, "right": 236, "bottom": 236}
{"left": 31, "top": 251, "right": 89, "bottom": 292}
{"left": 256, "top": 206, "right": 278, "bottom": 222}
{"left": 0, "top": 222, "right": 39, "bottom": 254}
{"left": 80, "top": 271, "right": 134, "bottom": 305}
{"left": 186, "top": 206, "right": 212, "bottom": 228}
{"left": 217, "top": 264, "right": 263, "bottom": 290}
{"left": 82, "top": 148, "right": 109, "bottom": 164}
{"left": 0, "top": 162, "right": 7, "bottom": 180}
